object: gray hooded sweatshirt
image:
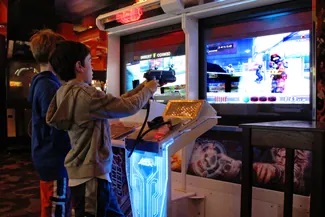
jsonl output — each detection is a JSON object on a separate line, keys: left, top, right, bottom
{"left": 46, "top": 79, "right": 154, "bottom": 179}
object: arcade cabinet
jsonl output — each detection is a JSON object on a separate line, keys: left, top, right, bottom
{"left": 125, "top": 100, "right": 218, "bottom": 217}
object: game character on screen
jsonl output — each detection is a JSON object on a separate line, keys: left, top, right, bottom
{"left": 46, "top": 41, "right": 158, "bottom": 217}
{"left": 255, "top": 64, "right": 263, "bottom": 83}
{"left": 269, "top": 54, "right": 288, "bottom": 93}
{"left": 225, "top": 64, "right": 235, "bottom": 74}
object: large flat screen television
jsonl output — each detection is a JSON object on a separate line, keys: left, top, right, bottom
{"left": 199, "top": 7, "right": 313, "bottom": 123}
{"left": 206, "top": 30, "right": 310, "bottom": 104}
{"left": 121, "top": 26, "right": 186, "bottom": 104}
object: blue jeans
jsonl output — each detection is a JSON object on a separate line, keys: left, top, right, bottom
{"left": 71, "top": 178, "right": 125, "bottom": 217}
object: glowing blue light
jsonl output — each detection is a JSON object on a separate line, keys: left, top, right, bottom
{"left": 126, "top": 148, "right": 169, "bottom": 217}
{"left": 161, "top": 138, "right": 174, "bottom": 150}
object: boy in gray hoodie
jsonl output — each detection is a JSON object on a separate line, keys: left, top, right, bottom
{"left": 46, "top": 41, "right": 158, "bottom": 217}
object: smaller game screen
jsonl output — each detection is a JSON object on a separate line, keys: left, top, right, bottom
{"left": 123, "top": 30, "right": 186, "bottom": 104}
{"left": 7, "top": 60, "right": 39, "bottom": 102}
{"left": 125, "top": 53, "right": 186, "bottom": 103}
{"left": 206, "top": 30, "right": 311, "bottom": 104}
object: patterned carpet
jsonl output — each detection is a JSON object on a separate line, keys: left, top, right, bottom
{"left": 0, "top": 152, "right": 40, "bottom": 217}
{"left": 0, "top": 149, "right": 133, "bottom": 217}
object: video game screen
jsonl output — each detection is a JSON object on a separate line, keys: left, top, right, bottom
{"left": 206, "top": 30, "right": 310, "bottom": 104}
{"left": 122, "top": 31, "right": 186, "bottom": 103}
{"left": 7, "top": 60, "right": 39, "bottom": 102}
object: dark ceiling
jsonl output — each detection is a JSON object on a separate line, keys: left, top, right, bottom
{"left": 7, "top": 0, "right": 135, "bottom": 40}
{"left": 54, "top": 0, "right": 135, "bottom": 22}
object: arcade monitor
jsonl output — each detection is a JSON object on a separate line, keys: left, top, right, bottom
{"left": 200, "top": 10, "right": 312, "bottom": 123}
{"left": 121, "top": 27, "right": 186, "bottom": 104}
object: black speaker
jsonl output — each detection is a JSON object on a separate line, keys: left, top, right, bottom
{"left": 7, "top": 0, "right": 58, "bottom": 41}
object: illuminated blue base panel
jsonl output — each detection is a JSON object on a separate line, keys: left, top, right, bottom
{"left": 126, "top": 142, "right": 172, "bottom": 217}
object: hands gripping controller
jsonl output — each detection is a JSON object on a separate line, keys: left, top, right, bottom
{"left": 143, "top": 66, "right": 176, "bottom": 86}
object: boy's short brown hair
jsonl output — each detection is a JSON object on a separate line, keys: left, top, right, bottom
{"left": 30, "top": 29, "right": 65, "bottom": 64}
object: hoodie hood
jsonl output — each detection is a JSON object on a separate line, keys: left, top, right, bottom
{"left": 28, "top": 71, "right": 60, "bottom": 103}
{"left": 46, "top": 80, "right": 87, "bottom": 131}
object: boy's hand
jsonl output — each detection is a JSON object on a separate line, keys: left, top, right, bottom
{"left": 145, "top": 80, "right": 159, "bottom": 93}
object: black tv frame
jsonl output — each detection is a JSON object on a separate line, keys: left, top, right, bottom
{"left": 198, "top": 0, "right": 314, "bottom": 125}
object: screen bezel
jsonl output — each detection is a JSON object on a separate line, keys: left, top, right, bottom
{"left": 198, "top": 0, "right": 314, "bottom": 124}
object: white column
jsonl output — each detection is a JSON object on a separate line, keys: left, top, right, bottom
{"left": 106, "top": 34, "right": 121, "bottom": 96}
{"left": 182, "top": 14, "right": 199, "bottom": 100}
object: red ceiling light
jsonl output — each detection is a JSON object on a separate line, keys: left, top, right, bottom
{"left": 116, "top": 7, "right": 143, "bottom": 24}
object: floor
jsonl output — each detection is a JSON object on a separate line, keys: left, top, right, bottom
{"left": 0, "top": 147, "right": 133, "bottom": 217}
{"left": 0, "top": 151, "right": 40, "bottom": 217}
